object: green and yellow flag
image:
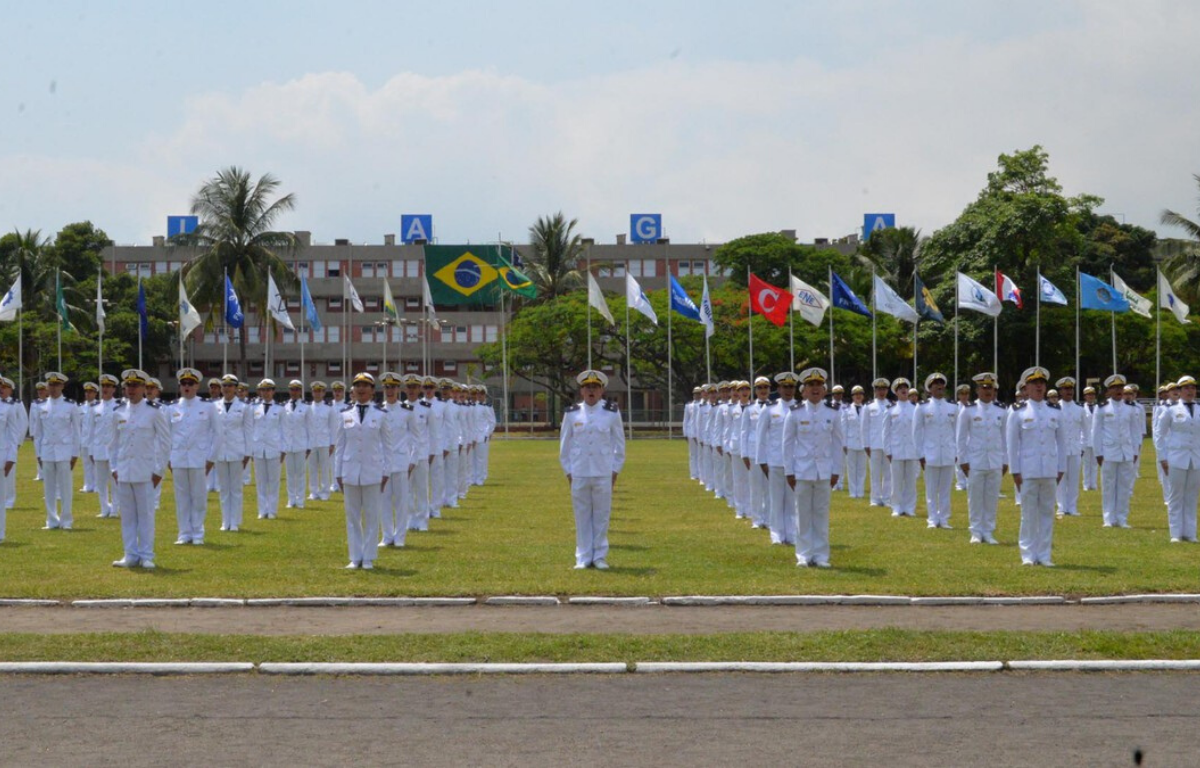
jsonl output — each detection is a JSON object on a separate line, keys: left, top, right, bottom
{"left": 382, "top": 278, "right": 399, "bottom": 322}
{"left": 424, "top": 245, "right": 537, "bottom": 304}
{"left": 55, "top": 270, "right": 73, "bottom": 331}
{"left": 497, "top": 246, "right": 536, "bottom": 299}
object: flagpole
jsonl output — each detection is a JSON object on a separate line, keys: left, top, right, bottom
{"left": 992, "top": 266, "right": 998, "bottom": 378}
{"left": 704, "top": 276, "right": 711, "bottom": 383}
{"left": 222, "top": 268, "right": 228, "bottom": 373}
{"left": 17, "top": 308, "right": 23, "bottom": 404}
{"left": 1156, "top": 270, "right": 1162, "bottom": 389}
{"left": 56, "top": 270, "right": 62, "bottom": 372}
{"left": 500, "top": 276, "right": 510, "bottom": 434}
{"left": 912, "top": 272, "right": 917, "bottom": 384}
{"left": 1075, "top": 265, "right": 1081, "bottom": 386}
{"left": 828, "top": 265, "right": 835, "bottom": 384}
{"left": 666, "top": 263, "right": 673, "bottom": 438}
{"left": 746, "top": 266, "right": 754, "bottom": 380}
{"left": 870, "top": 268, "right": 877, "bottom": 382}
{"left": 787, "top": 269, "right": 795, "bottom": 373}
{"left": 1109, "top": 266, "right": 1117, "bottom": 373}
{"left": 953, "top": 270, "right": 959, "bottom": 387}
{"left": 624, "top": 262, "right": 633, "bottom": 441}
{"left": 586, "top": 257, "right": 593, "bottom": 370}
{"left": 1036, "top": 267, "right": 1042, "bottom": 367}
{"left": 300, "top": 277, "right": 306, "bottom": 386}
{"left": 98, "top": 268, "right": 104, "bottom": 378}
{"left": 137, "top": 274, "right": 143, "bottom": 371}
{"left": 178, "top": 274, "right": 185, "bottom": 370}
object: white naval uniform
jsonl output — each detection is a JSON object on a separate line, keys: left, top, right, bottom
{"left": 696, "top": 402, "right": 714, "bottom": 490}
{"left": 0, "top": 398, "right": 23, "bottom": 540}
{"left": 559, "top": 399, "right": 626, "bottom": 567}
{"left": 882, "top": 400, "right": 919, "bottom": 517}
{"left": 407, "top": 398, "right": 434, "bottom": 531}
{"left": 31, "top": 395, "right": 81, "bottom": 529}
{"left": 1092, "top": 398, "right": 1140, "bottom": 527}
{"left": 381, "top": 400, "right": 417, "bottom": 547}
{"left": 1055, "top": 400, "right": 1085, "bottom": 516}
{"left": 728, "top": 403, "right": 750, "bottom": 519}
{"left": 281, "top": 398, "right": 311, "bottom": 508}
{"left": 213, "top": 397, "right": 251, "bottom": 531}
{"left": 250, "top": 398, "right": 285, "bottom": 519}
{"left": 1007, "top": 400, "right": 1067, "bottom": 565}
{"left": 80, "top": 398, "right": 97, "bottom": 492}
{"left": 1154, "top": 400, "right": 1200, "bottom": 541}
{"left": 782, "top": 400, "right": 843, "bottom": 566}
{"left": 335, "top": 402, "right": 393, "bottom": 567}
{"left": 307, "top": 399, "right": 338, "bottom": 500}
{"left": 425, "top": 396, "right": 448, "bottom": 517}
{"left": 110, "top": 399, "right": 170, "bottom": 564}
{"left": 755, "top": 396, "right": 797, "bottom": 544}
{"left": 913, "top": 396, "right": 958, "bottom": 527}
{"left": 473, "top": 401, "right": 495, "bottom": 485}
{"left": 5, "top": 400, "right": 28, "bottom": 511}
{"left": 1153, "top": 401, "right": 1174, "bottom": 505}
{"left": 168, "top": 395, "right": 221, "bottom": 544}
{"left": 841, "top": 402, "right": 868, "bottom": 499}
{"left": 91, "top": 398, "right": 121, "bottom": 518}
{"left": 956, "top": 400, "right": 1007, "bottom": 541}
{"left": 1081, "top": 402, "right": 1099, "bottom": 490}
{"left": 441, "top": 399, "right": 461, "bottom": 509}
{"left": 862, "top": 397, "right": 892, "bottom": 506}
{"left": 739, "top": 399, "right": 770, "bottom": 528}
{"left": 683, "top": 399, "right": 699, "bottom": 480}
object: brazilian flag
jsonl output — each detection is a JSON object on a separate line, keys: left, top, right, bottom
{"left": 425, "top": 245, "right": 537, "bottom": 305}
{"left": 497, "top": 246, "right": 537, "bottom": 299}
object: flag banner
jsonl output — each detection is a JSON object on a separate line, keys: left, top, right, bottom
{"left": 96, "top": 273, "right": 106, "bottom": 334}
{"left": 382, "top": 279, "right": 399, "bottom": 322}
{"left": 137, "top": 279, "right": 148, "bottom": 340}
{"left": 344, "top": 275, "right": 364, "bottom": 312}
{"left": 56, "top": 270, "right": 72, "bottom": 331}
{"left": 179, "top": 276, "right": 202, "bottom": 338}
{"left": 1158, "top": 270, "right": 1190, "bottom": 324}
{"left": 789, "top": 273, "right": 829, "bottom": 327}
{"left": 748, "top": 272, "right": 789, "bottom": 326}
{"left": 588, "top": 272, "right": 615, "bottom": 325}
{"left": 956, "top": 272, "right": 1002, "bottom": 317}
{"left": 831, "top": 271, "right": 871, "bottom": 317}
{"left": 914, "top": 273, "right": 944, "bottom": 323}
{"left": 700, "top": 274, "right": 715, "bottom": 338}
{"left": 422, "top": 275, "right": 438, "bottom": 323}
{"left": 497, "top": 246, "right": 537, "bottom": 299}
{"left": 1039, "top": 275, "right": 1068, "bottom": 306}
{"left": 1078, "top": 272, "right": 1129, "bottom": 313}
{"left": 225, "top": 275, "right": 244, "bottom": 329}
{"left": 996, "top": 271, "right": 1023, "bottom": 308}
{"left": 872, "top": 274, "right": 919, "bottom": 324}
{"left": 424, "top": 245, "right": 502, "bottom": 305}
{"left": 1112, "top": 273, "right": 1151, "bottom": 318}
{"left": 668, "top": 275, "right": 701, "bottom": 321}
{"left": 301, "top": 274, "right": 322, "bottom": 332}
{"left": 267, "top": 273, "right": 295, "bottom": 330}
{"left": 626, "top": 273, "right": 658, "bottom": 325}
{"left": 0, "top": 275, "right": 20, "bottom": 322}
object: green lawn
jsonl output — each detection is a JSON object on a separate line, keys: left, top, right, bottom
{"left": 0, "top": 438, "right": 1194, "bottom": 599}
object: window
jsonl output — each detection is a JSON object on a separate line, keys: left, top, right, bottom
{"left": 692, "top": 260, "right": 708, "bottom": 275}
{"left": 454, "top": 326, "right": 468, "bottom": 343}
{"left": 164, "top": 262, "right": 182, "bottom": 273}
{"left": 394, "top": 260, "right": 420, "bottom": 278}
{"left": 364, "top": 297, "right": 380, "bottom": 310}
{"left": 327, "top": 361, "right": 342, "bottom": 374}
{"left": 295, "top": 261, "right": 309, "bottom": 277}
{"left": 125, "top": 262, "right": 152, "bottom": 277}
{"left": 327, "top": 326, "right": 340, "bottom": 343}
{"left": 470, "top": 324, "right": 498, "bottom": 342}
{"left": 312, "top": 261, "right": 326, "bottom": 278}
{"left": 404, "top": 324, "right": 420, "bottom": 342}
{"left": 285, "top": 361, "right": 300, "bottom": 373}
{"left": 327, "top": 262, "right": 341, "bottom": 278}
{"left": 365, "top": 362, "right": 380, "bottom": 373}
{"left": 282, "top": 329, "right": 296, "bottom": 343}
{"left": 404, "top": 297, "right": 420, "bottom": 311}
{"left": 248, "top": 327, "right": 261, "bottom": 343}
{"left": 250, "top": 361, "right": 264, "bottom": 374}
{"left": 328, "top": 297, "right": 343, "bottom": 312}
{"left": 361, "top": 262, "right": 375, "bottom": 278}
{"left": 443, "top": 360, "right": 458, "bottom": 372}
{"left": 376, "top": 262, "right": 387, "bottom": 277}
{"left": 286, "top": 297, "right": 301, "bottom": 309}
{"left": 404, "top": 361, "right": 420, "bottom": 373}
{"left": 630, "top": 260, "right": 658, "bottom": 278}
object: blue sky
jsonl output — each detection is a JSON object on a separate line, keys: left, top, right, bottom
{"left": 2, "top": 1, "right": 1197, "bottom": 250}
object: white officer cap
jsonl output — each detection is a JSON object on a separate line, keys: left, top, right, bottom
{"left": 955, "top": 383, "right": 971, "bottom": 394}
{"left": 799, "top": 368, "right": 828, "bottom": 386}
{"left": 735, "top": 380, "right": 751, "bottom": 391}
{"left": 1083, "top": 385, "right": 1096, "bottom": 395}
{"left": 1020, "top": 367, "right": 1050, "bottom": 387}
{"left": 753, "top": 376, "right": 771, "bottom": 387}
{"left": 45, "top": 372, "right": 68, "bottom": 384}
{"left": 352, "top": 372, "right": 376, "bottom": 386}
{"left": 1055, "top": 376, "right": 1076, "bottom": 389}
{"left": 1104, "top": 374, "right": 1127, "bottom": 389}
{"left": 288, "top": 380, "right": 304, "bottom": 389}
{"left": 831, "top": 384, "right": 844, "bottom": 394}
{"left": 332, "top": 380, "right": 346, "bottom": 390}
{"left": 0, "top": 376, "right": 13, "bottom": 388}
{"left": 221, "top": 373, "right": 240, "bottom": 385}
{"left": 207, "top": 378, "right": 223, "bottom": 388}
{"left": 438, "top": 378, "right": 455, "bottom": 388}
{"left": 923, "top": 372, "right": 947, "bottom": 392}
{"left": 257, "top": 378, "right": 277, "bottom": 390}
{"left": 311, "top": 381, "right": 328, "bottom": 390}
{"left": 1047, "top": 389, "right": 1059, "bottom": 399}
{"left": 402, "top": 374, "right": 422, "bottom": 386}
{"left": 1123, "top": 385, "right": 1135, "bottom": 394}
{"left": 891, "top": 377, "right": 911, "bottom": 393}
{"left": 121, "top": 369, "right": 149, "bottom": 385}
{"left": 577, "top": 370, "right": 608, "bottom": 387}
{"left": 716, "top": 381, "right": 732, "bottom": 390}
{"left": 35, "top": 382, "right": 47, "bottom": 389}
{"left": 1178, "top": 376, "right": 1197, "bottom": 388}
{"left": 972, "top": 372, "right": 998, "bottom": 388}
{"left": 176, "top": 368, "right": 202, "bottom": 384}
{"left": 82, "top": 381, "right": 98, "bottom": 392}
{"left": 851, "top": 385, "right": 864, "bottom": 395}
{"left": 692, "top": 386, "right": 702, "bottom": 393}
{"left": 774, "top": 372, "right": 800, "bottom": 386}
{"left": 380, "top": 372, "right": 403, "bottom": 386}
{"left": 872, "top": 377, "right": 890, "bottom": 389}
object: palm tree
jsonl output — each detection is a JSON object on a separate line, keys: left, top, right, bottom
{"left": 525, "top": 212, "right": 585, "bottom": 301}
{"left": 1160, "top": 174, "right": 1200, "bottom": 298}
{"left": 0, "top": 229, "right": 88, "bottom": 328}
{"left": 178, "top": 167, "right": 299, "bottom": 376}
{"left": 855, "top": 226, "right": 927, "bottom": 293}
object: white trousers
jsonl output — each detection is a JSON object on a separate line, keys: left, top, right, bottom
{"left": 474, "top": 439, "right": 490, "bottom": 485}
{"left": 82, "top": 452, "right": 95, "bottom": 491}
{"left": 845, "top": 449, "right": 867, "bottom": 498}
{"left": 206, "top": 465, "right": 219, "bottom": 492}
{"left": 409, "top": 459, "right": 431, "bottom": 530}
{"left": 343, "top": 482, "right": 382, "bottom": 566}
{"left": 3, "top": 460, "right": 15, "bottom": 509}
{"left": 1018, "top": 477, "right": 1057, "bottom": 564}
{"left": 243, "top": 458, "right": 253, "bottom": 486}
{"left": 0, "top": 465, "right": 8, "bottom": 539}
{"left": 1082, "top": 447, "right": 1098, "bottom": 489}
{"left": 889, "top": 459, "right": 919, "bottom": 515}
{"left": 322, "top": 446, "right": 336, "bottom": 493}
{"left": 869, "top": 449, "right": 891, "bottom": 506}
{"left": 955, "top": 464, "right": 968, "bottom": 490}
{"left": 967, "top": 468, "right": 1001, "bottom": 538}
{"left": 1056, "top": 453, "right": 1081, "bottom": 515}
{"left": 1165, "top": 465, "right": 1200, "bottom": 540}
{"left": 688, "top": 438, "right": 699, "bottom": 480}
{"left": 381, "top": 468, "right": 411, "bottom": 546}
{"left": 765, "top": 466, "right": 796, "bottom": 544}
{"left": 215, "top": 460, "right": 244, "bottom": 529}
{"left": 307, "top": 446, "right": 330, "bottom": 500}
{"left": 749, "top": 459, "right": 769, "bottom": 527}
{"left": 94, "top": 459, "right": 115, "bottom": 517}
{"left": 115, "top": 480, "right": 156, "bottom": 563}
{"left": 429, "top": 453, "right": 446, "bottom": 515}
{"left": 923, "top": 464, "right": 954, "bottom": 525}
{"left": 1158, "top": 459, "right": 1171, "bottom": 505}
{"left": 793, "top": 479, "right": 831, "bottom": 566}
{"left": 443, "top": 448, "right": 460, "bottom": 507}
{"left": 712, "top": 450, "right": 727, "bottom": 499}
{"left": 1100, "top": 460, "right": 1135, "bottom": 525}
{"left": 700, "top": 445, "right": 713, "bottom": 489}
{"left": 570, "top": 474, "right": 612, "bottom": 566}
{"left": 42, "top": 459, "right": 74, "bottom": 528}
{"left": 172, "top": 466, "right": 208, "bottom": 543}
{"left": 732, "top": 453, "right": 750, "bottom": 517}
{"left": 284, "top": 451, "right": 307, "bottom": 506}
{"left": 254, "top": 455, "right": 282, "bottom": 519}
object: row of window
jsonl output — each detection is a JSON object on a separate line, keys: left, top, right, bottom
{"left": 201, "top": 325, "right": 498, "bottom": 345}
{"left": 122, "top": 259, "right": 727, "bottom": 279}
{"left": 224, "top": 359, "right": 473, "bottom": 377}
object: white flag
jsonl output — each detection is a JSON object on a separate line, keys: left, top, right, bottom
{"left": 179, "top": 275, "right": 203, "bottom": 337}
{"left": 96, "top": 273, "right": 106, "bottom": 333}
{"left": 344, "top": 275, "right": 364, "bottom": 313}
{"left": 1111, "top": 273, "right": 1151, "bottom": 318}
{"left": 0, "top": 275, "right": 21, "bottom": 322}
{"left": 625, "top": 273, "right": 658, "bottom": 325}
{"left": 872, "top": 274, "right": 919, "bottom": 324}
{"left": 956, "top": 272, "right": 1001, "bottom": 317}
{"left": 700, "top": 274, "right": 714, "bottom": 338}
{"left": 267, "top": 273, "right": 295, "bottom": 330}
{"left": 588, "top": 273, "right": 615, "bottom": 325}
{"left": 790, "top": 273, "right": 829, "bottom": 327}
{"left": 422, "top": 275, "right": 437, "bottom": 323}
{"left": 1158, "top": 270, "right": 1191, "bottom": 324}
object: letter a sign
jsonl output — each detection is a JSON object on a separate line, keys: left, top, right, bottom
{"left": 401, "top": 215, "right": 433, "bottom": 244}
{"left": 863, "top": 213, "right": 896, "bottom": 241}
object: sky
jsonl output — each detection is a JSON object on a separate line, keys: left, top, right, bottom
{"left": 2, "top": 0, "right": 1199, "bottom": 248}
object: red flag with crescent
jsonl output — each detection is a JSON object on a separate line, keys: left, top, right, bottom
{"left": 748, "top": 272, "right": 789, "bottom": 327}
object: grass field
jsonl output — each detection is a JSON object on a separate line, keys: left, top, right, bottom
{"left": 0, "top": 438, "right": 1195, "bottom": 599}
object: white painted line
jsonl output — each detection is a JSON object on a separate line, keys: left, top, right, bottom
{"left": 1080, "top": 594, "right": 1200, "bottom": 605}
{"left": 635, "top": 661, "right": 1005, "bottom": 673}
{"left": 128, "top": 599, "right": 191, "bottom": 608}
{"left": 484, "top": 596, "right": 560, "bottom": 606}
{"left": 259, "top": 662, "right": 627, "bottom": 675}
{"left": 567, "top": 597, "right": 652, "bottom": 606}
{"left": 1008, "top": 660, "right": 1200, "bottom": 671}
{"left": 190, "top": 598, "right": 246, "bottom": 607}
{"left": 981, "top": 597, "right": 1068, "bottom": 605}
{"left": 836, "top": 595, "right": 912, "bottom": 606}
{"left": 910, "top": 597, "right": 986, "bottom": 606}
{"left": 662, "top": 596, "right": 847, "bottom": 606}
{"left": 0, "top": 599, "right": 61, "bottom": 607}
{"left": 0, "top": 662, "right": 255, "bottom": 674}
{"left": 72, "top": 600, "right": 134, "bottom": 608}
{"left": 348, "top": 597, "right": 478, "bottom": 606}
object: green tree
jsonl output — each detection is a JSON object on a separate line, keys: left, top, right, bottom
{"left": 1160, "top": 174, "right": 1200, "bottom": 301}
{"left": 48, "top": 221, "right": 112, "bottom": 279}
{"left": 524, "top": 212, "right": 585, "bottom": 301}
{"left": 856, "top": 226, "right": 927, "bottom": 295}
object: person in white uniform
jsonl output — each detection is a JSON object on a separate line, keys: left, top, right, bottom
{"left": 1081, "top": 386, "right": 1099, "bottom": 490}
{"left": 90, "top": 375, "right": 121, "bottom": 519}
{"left": 1093, "top": 374, "right": 1140, "bottom": 528}
{"left": 740, "top": 376, "right": 772, "bottom": 529}
{"left": 379, "top": 372, "right": 417, "bottom": 548}
{"left": 1154, "top": 375, "right": 1200, "bottom": 542}
{"left": 335, "top": 373, "right": 393, "bottom": 569}
{"left": 1054, "top": 377, "right": 1085, "bottom": 517}
{"left": 954, "top": 384, "right": 972, "bottom": 490}
{"left": 109, "top": 369, "right": 170, "bottom": 568}
{"left": 1006, "top": 366, "right": 1067, "bottom": 566}
{"left": 956, "top": 372, "right": 1007, "bottom": 544}
{"left": 31, "top": 372, "right": 80, "bottom": 530}
{"left": 168, "top": 368, "right": 221, "bottom": 545}
{"left": 0, "top": 376, "right": 24, "bottom": 542}
{"left": 559, "top": 369, "right": 626, "bottom": 570}
{"left": 783, "top": 367, "right": 842, "bottom": 568}
{"left": 841, "top": 385, "right": 868, "bottom": 499}
{"left": 403, "top": 374, "right": 434, "bottom": 532}
{"left": 281, "top": 380, "right": 311, "bottom": 509}
{"left": 0, "top": 377, "right": 25, "bottom": 513}
{"left": 205, "top": 378, "right": 223, "bottom": 492}
{"left": 324, "top": 381, "right": 346, "bottom": 494}
{"left": 213, "top": 374, "right": 251, "bottom": 532}
{"left": 883, "top": 377, "right": 919, "bottom": 517}
{"left": 250, "top": 379, "right": 285, "bottom": 520}
{"left": 1153, "top": 382, "right": 1179, "bottom": 507}
{"left": 237, "top": 382, "right": 255, "bottom": 486}
{"left": 913, "top": 372, "right": 957, "bottom": 529}
{"left": 862, "top": 377, "right": 892, "bottom": 508}
{"left": 306, "top": 382, "right": 336, "bottom": 501}
{"left": 79, "top": 382, "right": 98, "bottom": 493}
{"left": 423, "top": 376, "right": 449, "bottom": 519}
{"left": 684, "top": 386, "right": 702, "bottom": 480}
{"left": 755, "top": 372, "right": 799, "bottom": 544}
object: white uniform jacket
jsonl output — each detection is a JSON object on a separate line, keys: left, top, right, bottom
{"left": 1058, "top": 400, "right": 1085, "bottom": 456}
{"left": 841, "top": 403, "right": 866, "bottom": 451}
{"left": 308, "top": 400, "right": 339, "bottom": 450}
{"left": 31, "top": 396, "right": 81, "bottom": 462}
{"left": 0, "top": 398, "right": 22, "bottom": 464}
{"left": 955, "top": 400, "right": 1008, "bottom": 471}
{"left": 912, "top": 397, "right": 958, "bottom": 466}
{"left": 1154, "top": 401, "right": 1200, "bottom": 471}
{"left": 382, "top": 401, "right": 418, "bottom": 474}
{"left": 280, "top": 399, "right": 310, "bottom": 454}
{"left": 1081, "top": 402, "right": 1098, "bottom": 449}
{"left": 754, "top": 398, "right": 794, "bottom": 467}
{"left": 882, "top": 401, "right": 918, "bottom": 461}
{"left": 739, "top": 400, "right": 769, "bottom": 459}
{"left": 782, "top": 400, "right": 844, "bottom": 481}
{"left": 335, "top": 402, "right": 392, "bottom": 485}
{"left": 213, "top": 398, "right": 251, "bottom": 461}
{"left": 1092, "top": 400, "right": 1141, "bottom": 463}
{"left": 559, "top": 400, "right": 626, "bottom": 478}
{"left": 1006, "top": 401, "right": 1067, "bottom": 479}
{"left": 861, "top": 398, "right": 890, "bottom": 451}
{"left": 89, "top": 399, "right": 122, "bottom": 462}
{"left": 250, "top": 399, "right": 285, "bottom": 458}
{"left": 168, "top": 396, "right": 222, "bottom": 469}
{"left": 110, "top": 400, "right": 170, "bottom": 482}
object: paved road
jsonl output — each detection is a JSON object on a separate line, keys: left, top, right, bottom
{"left": 3, "top": 603, "right": 1200, "bottom": 635}
{"left": 0, "top": 672, "right": 1188, "bottom": 766}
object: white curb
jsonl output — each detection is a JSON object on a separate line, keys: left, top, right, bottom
{"left": 72, "top": 600, "right": 134, "bottom": 608}
{"left": 0, "top": 599, "right": 61, "bottom": 607}
{"left": 567, "top": 597, "right": 652, "bottom": 606}
{"left": 245, "top": 597, "right": 478, "bottom": 607}
{"left": 980, "top": 597, "right": 1069, "bottom": 605}
{"left": 1079, "top": 594, "right": 1200, "bottom": 605}
{"left": 191, "top": 598, "right": 246, "bottom": 607}
{"left": 635, "top": 661, "right": 1005, "bottom": 673}
{"left": 484, "top": 596, "right": 560, "bottom": 606}
{"left": 836, "top": 595, "right": 912, "bottom": 606}
{"left": 1007, "top": 660, "right": 1200, "bottom": 671}
{"left": 128, "top": 599, "right": 191, "bottom": 608}
{"left": 910, "top": 597, "right": 987, "bottom": 606}
{"left": 258, "top": 662, "right": 627, "bottom": 675}
{"left": 0, "top": 662, "right": 255, "bottom": 674}
{"left": 662, "top": 595, "right": 847, "bottom": 606}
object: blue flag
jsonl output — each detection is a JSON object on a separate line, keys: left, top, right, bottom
{"left": 301, "top": 274, "right": 322, "bottom": 332}
{"left": 136, "top": 280, "right": 148, "bottom": 341}
{"left": 668, "top": 275, "right": 701, "bottom": 321}
{"left": 225, "top": 275, "right": 244, "bottom": 328}
{"left": 831, "top": 271, "right": 871, "bottom": 317}
{"left": 1079, "top": 272, "right": 1129, "bottom": 313}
